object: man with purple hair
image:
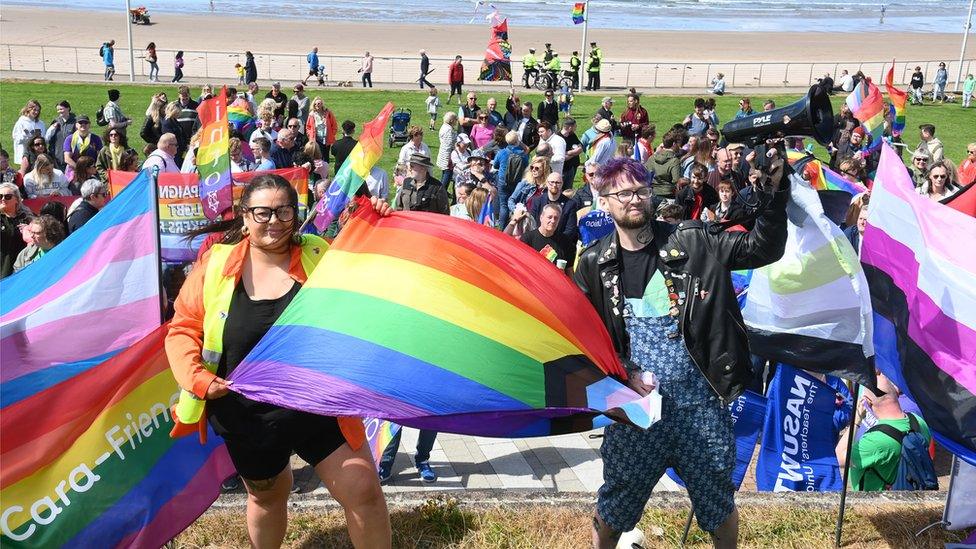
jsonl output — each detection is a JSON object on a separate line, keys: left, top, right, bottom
{"left": 574, "top": 156, "right": 789, "bottom": 548}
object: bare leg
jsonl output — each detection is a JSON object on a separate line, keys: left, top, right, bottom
{"left": 591, "top": 513, "right": 622, "bottom": 549}
{"left": 315, "top": 442, "right": 391, "bottom": 548}
{"left": 710, "top": 507, "right": 739, "bottom": 549}
{"left": 242, "top": 468, "right": 293, "bottom": 549}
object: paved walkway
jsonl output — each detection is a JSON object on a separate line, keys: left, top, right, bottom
{"left": 283, "top": 429, "right": 683, "bottom": 496}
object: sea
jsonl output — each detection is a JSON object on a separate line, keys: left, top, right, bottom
{"left": 8, "top": 0, "right": 971, "bottom": 33}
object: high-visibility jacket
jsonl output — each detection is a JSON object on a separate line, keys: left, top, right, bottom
{"left": 166, "top": 235, "right": 366, "bottom": 449}
{"left": 587, "top": 48, "right": 602, "bottom": 72}
{"left": 522, "top": 53, "right": 538, "bottom": 69}
{"left": 546, "top": 57, "right": 562, "bottom": 72}
{"left": 570, "top": 55, "right": 582, "bottom": 71}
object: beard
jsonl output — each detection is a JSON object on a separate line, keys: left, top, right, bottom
{"left": 612, "top": 203, "right": 650, "bottom": 230}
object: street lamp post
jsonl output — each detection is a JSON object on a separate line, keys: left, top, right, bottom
{"left": 125, "top": 0, "right": 135, "bottom": 82}
{"left": 955, "top": 0, "right": 975, "bottom": 92}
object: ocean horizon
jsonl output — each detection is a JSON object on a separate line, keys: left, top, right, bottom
{"left": 5, "top": 0, "right": 972, "bottom": 33}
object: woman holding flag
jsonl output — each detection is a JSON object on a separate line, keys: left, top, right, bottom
{"left": 167, "top": 175, "right": 392, "bottom": 548}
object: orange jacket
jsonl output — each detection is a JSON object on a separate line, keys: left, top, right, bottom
{"left": 166, "top": 238, "right": 366, "bottom": 450}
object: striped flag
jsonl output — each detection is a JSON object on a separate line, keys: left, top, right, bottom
{"left": 313, "top": 102, "right": 394, "bottom": 232}
{"left": 862, "top": 144, "right": 976, "bottom": 466}
{"left": 0, "top": 172, "right": 235, "bottom": 546}
{"left": 231, "top": 206, "right": 659, "bottom": 437}
{"left": 884, "top": 60, "right": 908, "bottom": 138}
{"left": 196, "top": 87, "right": 233, "bottom": 220}
{"left": 740, "top": 173, "right": 875, "bottom": 386}
{"left": 572, "top": 2, "right": 585, "bottom": 24}
{"left": 846, "top": 78, "right": 885, "bottom": 152}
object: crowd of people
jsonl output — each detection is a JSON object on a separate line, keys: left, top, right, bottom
{"left": 2, "top": 66, "right": 973, "bottom": 548}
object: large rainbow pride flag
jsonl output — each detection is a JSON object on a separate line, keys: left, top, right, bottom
{"left": 1, "top": 174, "right": 234, "bottom": 546}
{"left": 232, "top": 207, "right": 658, "bottom": 436}
{"left": 884, "top": 61, "right": 907, "bottom": 138}
{"left": 196, "top": 87, "right": 233, "bottom": 220}
{"left": 861, "top": 144, "right": 976, "bottom": 466}
{"left": 313, "top": 103, "right": 394, "bottom": 232}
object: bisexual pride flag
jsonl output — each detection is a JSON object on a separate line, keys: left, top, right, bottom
{"left": 231, "top": 206, "right": 658, "bottom": 437}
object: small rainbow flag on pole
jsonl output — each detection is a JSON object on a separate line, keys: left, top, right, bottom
{"left": 845, "top": 78, "right": 885, "bottom": 152}
{"left": 313, "top": 102, "right": 395, "bottom": 232}
{"left": 572, "top": 2, "right": 585, "bottom": 24}
{"left": 787, "top": 151, "right": 869, "bottom": 195}
{"left": 196, "top": 86, "right": 233, "bottom": 220}
{"left": 231, "top": 208, "right": 659, "bottom": 437}
{"left": 884, "top": 60, "right": 908, "bottom": 138}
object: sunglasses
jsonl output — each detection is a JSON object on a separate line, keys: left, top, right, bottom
{"left": 32, "top": 142, "right": 45, "bottom": 146}
{"left": 530, "top": 166, "right": 542, "bottom": 171}
{"left": 0, "top": 194, "right": 15, "bottom": 200}
{"left": 931, "top": 174, "right": 948, "bottom": 179}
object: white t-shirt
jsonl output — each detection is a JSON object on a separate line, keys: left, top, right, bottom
{"left": 544, "top": 133, "right": 567, "bottom": 175}
{"left": 426, "top": 95, "right": 441, "bottom": 115}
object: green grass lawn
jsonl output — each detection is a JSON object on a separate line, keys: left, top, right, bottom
{"left": 3, "top": 80, "right": 973, "bottom": 180}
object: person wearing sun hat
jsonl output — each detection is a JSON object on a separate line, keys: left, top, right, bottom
{"left": 395, "top": 153, "right": 449, "bottom": 214}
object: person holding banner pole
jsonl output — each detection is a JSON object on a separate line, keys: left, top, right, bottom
{"left": 576, "top": 153, "right": 789, "bottom": 548}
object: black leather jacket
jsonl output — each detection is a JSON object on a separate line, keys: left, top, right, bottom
{"left": 573, "top": 177, "right": 789, "bottom": 402}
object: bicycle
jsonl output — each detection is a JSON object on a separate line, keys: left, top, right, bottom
{"left": 534, "top": 70, "right": 574, "bottom": 91}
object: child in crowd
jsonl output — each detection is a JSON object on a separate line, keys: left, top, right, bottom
{"left": 235, "top": 63, "right": 245, "bottom": 85}
{"left": 705, "top": 179, "right": 738, "bottom": 222}
{"left": 425, "top": 88, "right": 440, "bottom": 131}
{"left": 559, "top": 82, "right": 574, "bottom": 115}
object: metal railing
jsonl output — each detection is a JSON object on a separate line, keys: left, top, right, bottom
{"left": 1, "top": 43, "right": 971, "bottom": 91}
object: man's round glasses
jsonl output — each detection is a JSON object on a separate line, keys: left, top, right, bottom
{"left": 601, "top": 187, "right": 653, "bottom": 202}
{"left": 244, "top": 205, "right": 296, "bottom": 223}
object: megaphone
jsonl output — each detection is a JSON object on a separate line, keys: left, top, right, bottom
{"left": 721, "top": 85, "right": 834, "bottom": 147}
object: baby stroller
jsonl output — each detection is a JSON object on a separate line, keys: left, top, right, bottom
{"left": 388, "top": 108, "right": 412, "bottom": 148}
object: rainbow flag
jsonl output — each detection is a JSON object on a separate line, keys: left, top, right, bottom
{"left": 230, "top": 208, "right": 659, "bottom": 437}
{"left": 478, "top": 18, "right": 513, "bottom": 82}
{"left": 196, "top": 86, "right": 233, "bottom": 220}
{"left": 313, "top": 102, "right": 394, "bottom": 232}
{"left": 862, "top": 144, "right": 976, "bottom": 466}
{"left": 884, "top": 60, "right": 908, "bottom": 138}
{"left": 0, "top": 175, "right": 235, "bottom": 546}
{"left": 572, "top": 2, "right": 585, "bottom": 24}
{"left": 787, "top": 151, "right": 868, "bottom": 195}
{"left": 364, "top": 419, "right": 400, "bottom": 471}
{"left": 227, "top": 101, "right": 256, "bottom": 139}
{"left": 845, "top": 78, "right": 885, "bottom": 152}
{"left": 0, "top": 326, "right": 234, "bottom": 547}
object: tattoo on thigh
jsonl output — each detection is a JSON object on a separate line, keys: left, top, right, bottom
{"left": 243, "top": 477, "right": 277, "bottom": 492}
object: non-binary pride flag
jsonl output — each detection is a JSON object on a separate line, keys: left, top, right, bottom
{"left": 196, "top": 86, "right": 233, "bottom": 220}
{"left": 755, "top": 364, "right": 843, "bottom": 492}
{"left": 740, "top": 174, "right": 875, "bottom": 386}
{"left": 572, "top": 2, "right": 586, "bottom": 24}
{"left": 861, "top": 144, "right": 976, "bottom": 466}
{"left": 846, "top": 78, "right": 885, "bottom": 152}
{"left": 0, "top": 327, "right": 234, "bottom": 547}
{"left": 478, "top": 18, "right": 513, "bottom": 82}
{"left": 231, "top": 207, "right": 658, "bottom": 436}
{"left": 313, "top": 102, "right": 394, "bottom": 232}
{"left": 1, "top": 170, "right": 162, "bottom": 400}
{"left": 884, "top": 60, "right": 908, "bottom": 138}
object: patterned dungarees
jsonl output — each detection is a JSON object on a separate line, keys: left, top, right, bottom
{"left": 597, "top": 267, "right": 736, "bottom": 534}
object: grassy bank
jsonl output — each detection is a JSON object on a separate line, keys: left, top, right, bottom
{"left": 3, "top": 80, "right": 973, "bottom": 181}
{"left": 180, "top": 496, "right": 966, "bottom": 548}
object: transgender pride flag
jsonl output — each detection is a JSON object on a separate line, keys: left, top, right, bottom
{"left": 862, "top": 144, "right": 976, "bottom": 466}
{"left": 1, "top": 170, "right": 162, "bottom": 398}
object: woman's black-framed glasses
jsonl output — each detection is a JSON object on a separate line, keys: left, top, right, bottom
{"left": 243, "top": 205, "right": 296, "bottom": 223}
{"left": 601, "top": 187, "right": 653, "bottom": 202}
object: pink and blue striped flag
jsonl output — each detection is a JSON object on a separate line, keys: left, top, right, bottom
{"left": 846, "top": 78, "right": 885, "bottom": 152}
{"left": 0, "top": 171, "right": 234, "bottom": 546}
{"left": 862, "top": 144, "right": 976, "bottom": 466}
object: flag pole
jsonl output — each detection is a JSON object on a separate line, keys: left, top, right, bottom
{"left": 148, "top": 167, "right": 166, "bottom": 325}
{"left": 833, "top": 383, "right": 861, "bottom": 548}
{"left": 953, "top": 0, "right": 975, "bottom": 92}
{"left": 579, "top": 0, "right": 589, "bottom": 93}
{"left": 124, "top": 0, "right": 135, "bottom": 82}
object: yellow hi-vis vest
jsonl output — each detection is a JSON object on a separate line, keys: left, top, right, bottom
{"left": 173, "top": 235, "right": 328, "bottom": 426}
{"left": 522, "top": 53, "right": 538, "bottom": 69}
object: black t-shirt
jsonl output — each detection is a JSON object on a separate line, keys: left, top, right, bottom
{"left": 219, "top": 279, "right": 300, "bottom": 378}
{"left": 619, "top": 244, "right": 659, "bottom": 299}
{"left": 520, "top": 229, "right": 571, "bottom": 265}
{"left": 562, "top": 131, "right": 582, "bottom": 172}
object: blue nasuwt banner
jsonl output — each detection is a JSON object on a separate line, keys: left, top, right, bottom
{"left": 667, "top": 390, "right": 767, "bottom": 489}
{"left": 756, "top": 364, "right": 843, "bottom": 492}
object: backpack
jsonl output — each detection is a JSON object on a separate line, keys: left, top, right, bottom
{"left": 99, "top": 44, "right": 105, "bottom": 58}
{"left": 863, "top": 413, "right": 938, "bottom": 491}
{"left": 503, "top": 152, "right": 526, "bottom": 194}
{"left": 96, "top": 105, "right": 108, "bottom": 127}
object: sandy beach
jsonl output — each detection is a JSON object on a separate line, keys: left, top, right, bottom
{"left": 1, "top": 6, "right": 969, "bottom": 62}
{"left": 1, "top": 6, "right": 971, "bottom": 90}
